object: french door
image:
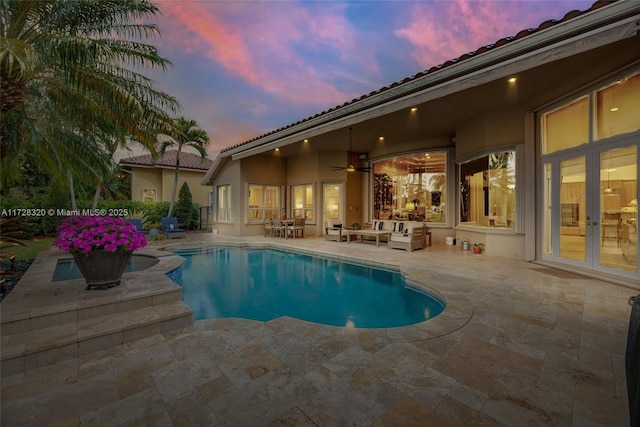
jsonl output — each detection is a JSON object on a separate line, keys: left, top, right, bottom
{"left": 542, "top": 138, "right": 638, "bottom": 279}
{"left": 322, "top": 183, "right": 343, "bottom": 232}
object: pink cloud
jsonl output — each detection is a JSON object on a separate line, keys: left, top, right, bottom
{"left": 394, "top": 0, "right": 559, "bottom": 69}
{"left": 156, "top": 1, "right": 368, "bottom": 109}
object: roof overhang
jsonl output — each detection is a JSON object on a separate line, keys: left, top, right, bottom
{"left": 201, "top": 154, "right": 230, "bottom": 186}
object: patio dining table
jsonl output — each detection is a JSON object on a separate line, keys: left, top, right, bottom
{"left": 268, "top": 219, "right": 295, "bottom": 239}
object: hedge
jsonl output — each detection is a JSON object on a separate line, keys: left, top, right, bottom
{"left": 0, "top": 196, "right": 201, "bottom": 236}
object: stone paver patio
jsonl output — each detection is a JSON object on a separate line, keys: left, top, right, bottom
{"left": 1, "top": 233, "right": 634, "bottom": 426}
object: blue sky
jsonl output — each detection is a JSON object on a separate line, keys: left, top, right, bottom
{"left": 146, "top": 0, "right": 596, "bottom": 153}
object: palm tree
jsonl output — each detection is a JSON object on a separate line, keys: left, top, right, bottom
{"left": 159, "top": 117, "right": 210, "bottom": 218}
{"left": 0, "top": 0, "right": 180, "bottom": 193}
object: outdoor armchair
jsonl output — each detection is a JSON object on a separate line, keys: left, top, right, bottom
{"left": 160, "top": 217, "right": 186, "bottom": 239}
{"left": 325, "top": 219, "right": 346, "bottom": 242}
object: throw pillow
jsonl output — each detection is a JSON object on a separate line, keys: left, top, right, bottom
{"left": 372, "top": 221, "right": 378, "bottom": 230}
{"left": 378, "top": 221, "right": 384, "bottom": 230}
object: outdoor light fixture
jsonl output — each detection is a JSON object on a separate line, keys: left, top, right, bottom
{"left": 411, "top": 107, "right": 418, "bottom": 112}
{"left": 508, "top": 77, "right": 517, "bottom": 83}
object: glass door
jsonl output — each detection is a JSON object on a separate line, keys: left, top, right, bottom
{"left": 322, "top": 183, "right": 343, "bottom": 233}
{"left": 597, "top": 143, "right": 637, "bottom": 273}
{"left": 543, "top": 139, "right": 638, "bottom": 278}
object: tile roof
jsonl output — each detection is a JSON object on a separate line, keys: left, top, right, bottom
{"left": 221, "top": 0, "right": 617, "bottom": 153}
{"left": 119, "top": 150, "right": 213, "bottom": 171}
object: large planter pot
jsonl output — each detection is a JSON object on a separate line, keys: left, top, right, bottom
{"left": 73, "top": 250, "right": 132, "bottom": 290}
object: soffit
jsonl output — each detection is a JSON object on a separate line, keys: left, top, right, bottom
{"left": 268, "top": 31, "right": 639, "bottom": 160}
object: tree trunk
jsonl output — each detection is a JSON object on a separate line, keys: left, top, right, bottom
{"left": 92, "top": 181, "right": 102, "bottom": 211}
{"left": 167, "top": 150, "right": 181, "bottom": 217}
{"left": 67, "top": 171, "right": 77, "bottom": 211}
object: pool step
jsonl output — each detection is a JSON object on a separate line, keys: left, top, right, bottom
{"left": 1, "top": 300, "right": 193, "bottom": 377}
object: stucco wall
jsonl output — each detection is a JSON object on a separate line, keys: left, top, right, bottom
{"left": 131, "top": 166, "right": 209, "bottom": 206}
{"left": 160, "top": 169, "right": 210, "bottom": 207}
{"left": 455, "top": 107, "right": 525, "bottom": 159}
{"left": 131, "top": 167, "right": 162, "bottom": 201}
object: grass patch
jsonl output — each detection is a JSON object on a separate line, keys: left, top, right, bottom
{"left": 2, "top": 237, "right": 55, "bottom": 261}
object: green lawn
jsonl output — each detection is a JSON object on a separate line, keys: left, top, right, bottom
{"left": 2, "top": 237, "right": 55, "bottom": 262}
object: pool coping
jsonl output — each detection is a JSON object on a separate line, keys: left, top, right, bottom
{"left": 161, "top": 241, "right": 474, "bottom": 342}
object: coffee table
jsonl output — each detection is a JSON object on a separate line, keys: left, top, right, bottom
{"left": 346, "top": 229, "right": 391, "bottom": 247}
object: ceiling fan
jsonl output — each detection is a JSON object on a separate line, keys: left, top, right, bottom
{"left": 330, "top": 127, "right": 371, "bottom": 173}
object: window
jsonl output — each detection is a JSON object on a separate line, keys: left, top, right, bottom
{"left": 372, "top": 151, "right": 447, "bottom": 223}
{"left": 291, "top": 184, "right": 314, "bottom": 222}
{"left": 541, "top": 97, "right": 589, "bottom": 155}
{"left": 217, "top": 184, "right": 231, "bottom": 222}
{"left": 142, "top": 189, "right": 156, "bottom": 202}
{"left": 248, "top": 184, "right": 280, "bottom": 222}
{"left": 459, "top": 151, "right": 516, "bottom": 228}
{"left": 596, "top": 73, "right": 640, "bottom": 140}
{"left": 541, "top": 71, "right": 640, "bottom": 154}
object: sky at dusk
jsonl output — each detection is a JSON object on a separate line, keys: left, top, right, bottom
{"left": 142, "top": 0, "right": 597, "bottom": 155}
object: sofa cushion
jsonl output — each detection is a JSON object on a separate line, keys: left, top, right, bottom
{"left": 372, "top": 220, "right": 385, "bottom": 230}
{"left": 327, "top": 219, "right": 342, "bottom": 229}
{"left": 390, "top": 234, "right": 411, "bottom": 243}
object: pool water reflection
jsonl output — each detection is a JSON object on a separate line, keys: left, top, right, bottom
{"left": 171, "top": 246, "right": 445, "bottom": 329}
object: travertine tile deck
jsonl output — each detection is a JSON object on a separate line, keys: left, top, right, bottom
{"left": 1, "top": 233, "right": 634, "bottom": 426}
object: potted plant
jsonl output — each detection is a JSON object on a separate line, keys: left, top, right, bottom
{"left": 472, "top": 243, "right": 485, "bottom": 254}
{"left": 52, "top": 215, "right": 147, "bottom": 290}
{"left": 351, "top": 222, "right": 361, "bottom": 230}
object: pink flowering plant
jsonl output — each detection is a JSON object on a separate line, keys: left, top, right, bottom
{"left": 53, "top": 216, "right": 147, "bottom": 255}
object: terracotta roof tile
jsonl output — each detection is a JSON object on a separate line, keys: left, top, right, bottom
{"left": 221, "top": 0, "right": 617, "bottom": 153}
{"left": 119, "top": 150, "right": 212, "bottom": 171}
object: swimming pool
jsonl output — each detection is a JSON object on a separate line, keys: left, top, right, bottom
{"left": 52, "top": 254, "right": 159, "bottom": 282}
{"left": 171, "top": 246, "right": 445, "bottom": 328}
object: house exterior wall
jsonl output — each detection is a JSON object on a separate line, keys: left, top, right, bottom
{"left": 212, "top": 159, "right": 241, "bottom": 236}
{"left": 239, "top": 154, "right": 287, "bottom": 236}
{"left": 160, "top": 169, "right": 210, "bottom": 207}
{"left": 131, "top": 167, "right": 162, "bottom": 201}
{"left": 130, "top": 166, "right": 209, "bottom": 207}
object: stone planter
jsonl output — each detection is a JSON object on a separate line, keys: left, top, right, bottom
{"left": 73, "top": 250, "right": 132, "bottom": 290}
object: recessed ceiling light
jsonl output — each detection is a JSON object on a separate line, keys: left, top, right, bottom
{"left": 379, "top": 136, "right": 384, "bottom": 141}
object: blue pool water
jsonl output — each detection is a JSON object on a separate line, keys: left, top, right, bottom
{"left": 171, "top": 246, "right": 445, "bottom": 328}
{"left": 52, "top": 254, "right": 159, "bottom": 282}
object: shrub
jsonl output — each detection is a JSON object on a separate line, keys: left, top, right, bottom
{"left": 175, "top": 182, "right": 193, "bottom": 229}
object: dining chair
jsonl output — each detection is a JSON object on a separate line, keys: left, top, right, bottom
{"left": 288, "top": 217, "right": 305, "bottom": 238}
{"left": 264, "top": 218, "right": 274, "bottom": 237}
{"left": 271, "top": 219, "right": 284, "bottom": 237}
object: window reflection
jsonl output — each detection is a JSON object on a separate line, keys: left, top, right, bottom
{"left": 372, "top": 152, "right": 446, "bottom": 223}
{"left": 459, "top": 151, "right": 516, "bottom": 228}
